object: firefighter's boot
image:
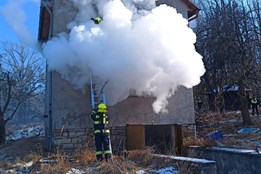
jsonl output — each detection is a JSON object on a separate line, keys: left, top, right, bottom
{"left": 105, "top": 154, "right": 111, "bottom": 162}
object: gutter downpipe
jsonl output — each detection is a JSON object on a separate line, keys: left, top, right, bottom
{"left": 41, "top": 0, "right": 54, "bottom": 152}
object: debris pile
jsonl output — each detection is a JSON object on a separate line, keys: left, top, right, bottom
{"left": 195, "top": 111, "right": 261, "bottom": 149}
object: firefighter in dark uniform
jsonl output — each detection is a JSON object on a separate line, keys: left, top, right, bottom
{"left": 250, "top": 96, "right": 259, "bottom": 116}
{"left": 91, "top": 103, "right": 112, "bottom": 162}
{"left": 91, "top": 17, "right": 102, "bottom": 24}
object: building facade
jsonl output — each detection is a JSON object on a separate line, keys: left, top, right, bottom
{"left": 38, "top": 0, "right": 199, "bottom": 154}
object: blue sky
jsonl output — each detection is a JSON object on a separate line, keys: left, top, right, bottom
{"left": 0, "top": 0, "right": 40, "bottom": 44}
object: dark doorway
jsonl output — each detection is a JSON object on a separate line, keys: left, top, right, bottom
{"left": 126, "top": 124, "right": 183, "bottom": 155}
{"left": 145, "top": 125, "right": 172, "bottom": 153}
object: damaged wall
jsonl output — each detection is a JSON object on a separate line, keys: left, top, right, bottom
{"left": 110, "top": 86, "right": 195, "bottom": 126}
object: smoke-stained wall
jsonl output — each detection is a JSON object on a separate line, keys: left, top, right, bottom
{"left": 109, "top": 87, "right": 195, "bottom": 126}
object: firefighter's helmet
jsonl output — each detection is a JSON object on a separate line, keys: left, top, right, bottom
{"left": 98, "top": 103, "right": 107, "bottom": 112}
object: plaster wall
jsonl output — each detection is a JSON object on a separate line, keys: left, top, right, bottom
{"left": 52, "top": 0, "right": 77, "bottom": 35}
{"left": 51, "top": 72, "right": 92, "bottom": 129}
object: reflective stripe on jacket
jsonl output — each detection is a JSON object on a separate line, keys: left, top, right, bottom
{"left": 251, "top": 98, "right": 258, "bottom": 104}
{"left": 91, "top": 111, "right": 110, "bottom": 134}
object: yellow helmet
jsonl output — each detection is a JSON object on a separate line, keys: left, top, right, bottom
{"left": 98, "top": 103, "right": 107, "bottom": 112}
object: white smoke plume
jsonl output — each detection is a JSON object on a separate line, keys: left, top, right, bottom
{"left": 43, "top": 0, "right": 205, "bottom": 113}
{"left": 0, "top": 0, "right": 39, "bottom": 47}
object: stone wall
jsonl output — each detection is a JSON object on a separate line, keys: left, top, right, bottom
{"left": 110, "top": 126, "right": 127, "bottom": 153}
{"left": 53, "top": 124, "right": 196, "bottom": 153}
{"left": 53, "top": 128, "right": 93, "bottom": 150}
{"left": 52, "top": 126, "right": 126, "bottom": 152}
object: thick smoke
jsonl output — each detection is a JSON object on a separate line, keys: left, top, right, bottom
{"left": 0, "top": 0, "right": 39, "bottom": 47}
{"left": 43, "top": 0, "right": 205, "bottom": 113}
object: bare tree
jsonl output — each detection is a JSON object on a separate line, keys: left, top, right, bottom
{"left": 0, "top": 42, "right": 45, "bottom": 144}
{"left": 194, "top": 0, "right": 261, "bottom": 125}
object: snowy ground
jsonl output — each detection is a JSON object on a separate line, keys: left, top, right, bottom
{"left": 66, "top": 166, "right": 178, "bottom": 174}
{"left": 0, "top": 163, "right": 179, "bottom": 174}
{"left": 1, "top": 125, "right": 180, "bottom": 173}
{"left": 5, "top": 125, "right": 45, "bottom": 141}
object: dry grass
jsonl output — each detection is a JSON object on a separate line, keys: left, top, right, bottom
{"left": 3, "top": 134, "right": 228, "bottom": 174}
{"left": 95, "top": 157, "right": 139, "bottom": 174}
{"left": 23, "top": 152, "right": 43, "bottom": 163}
{"left": 0, "top": 161, "right": 13, "bottom": 170}
{"left": 94, "top": 148, "right": 157, "bottom": 173}
{"left": 0, "top": 145, "right": 201, "bottom": 173}
{"left": 126, "top": 147, "right": 156, "bottom": 166}
{"left": 72, "top": 147, "right": 96, "bottom": 166}
{"left": 12, "top": 148, "right": 147, "bottom": 173}
{"left": 40, "top": 162, "right": 70, "bottom": 174}
{"left": 39, "top": 152, "right": 71, "bottom": 174}
{"left": 183, "top": 137, "right": 215, "bottom": 147}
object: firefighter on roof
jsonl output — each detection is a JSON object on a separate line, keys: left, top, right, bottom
{"left": 91, "top": 17, "right": 102, "bottom": 24}
{"left": 91, "top": 103, "right": 112, "bottom": 162}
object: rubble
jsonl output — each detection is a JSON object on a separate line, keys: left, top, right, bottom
{"left": 196, "top": 111, "right": 261, "bottom": 149}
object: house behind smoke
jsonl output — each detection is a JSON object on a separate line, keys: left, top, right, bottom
{"left": 38, "top": 0, "right": 199, "bottom": 154}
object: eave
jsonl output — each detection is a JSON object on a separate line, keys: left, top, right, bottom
{"left": 38, "top": 4, "right": 51, "bottom": 42}
{"left": 181, "top": 0, "right": 200, "bottom": 21}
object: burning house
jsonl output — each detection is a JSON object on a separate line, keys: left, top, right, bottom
{"left": 38, "top": 0, "right": 204, "bottom": 154}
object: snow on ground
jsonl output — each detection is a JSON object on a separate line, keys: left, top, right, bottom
{"left": 67, "top": 168, "right": 85, "bottom": 174}
{"left": 66, "top": 166, "right": 179, "bottom": 174}
{"left": 153, "top": 166, "right": 179, "bottom": 174}
{"left": 0, "top": 162, "right": 179, "bottom": 174}
{"left": 5, "top": 125, "right": 45, "bottom": 141}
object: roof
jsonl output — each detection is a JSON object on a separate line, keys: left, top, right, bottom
{"left": 38, "top": 6, "right": 51, "bottom": 41}
{"left": 181, "top": 0, "right": 200, "bottom": 21}
{"left": 182, "top": 0, "right": 199, "bottom": 12}
{"left": 38, "top": 1, "right": 53, "bottom": 41}
{"left": 38, "top": 0, "right": 200, "bottom": 40}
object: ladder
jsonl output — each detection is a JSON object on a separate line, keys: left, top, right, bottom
{"left": 89, "top": 70, "right": 113, "bottom": 162}
{"left": 89, "top": 70, "right": 108, "bottom": 109}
